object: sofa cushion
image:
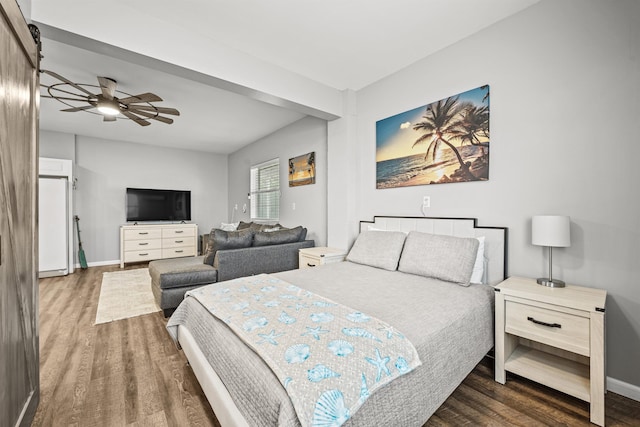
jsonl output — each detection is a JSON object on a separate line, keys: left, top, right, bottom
{"left": 203, "top": 228, "right": 254, "bottom": 265}
{"left": 253, "top": 226, "right": 305, "bottom": 247}
{"left": 149, "top": 256, "right": 218, "bottom": 290}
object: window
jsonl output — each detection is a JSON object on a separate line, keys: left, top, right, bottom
{"left": 250, "top": 158, "right": 280, "bottom": 221}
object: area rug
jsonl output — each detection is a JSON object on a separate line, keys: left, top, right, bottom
{"left": 95, "top": 268, "right": 159, "bottom": 324}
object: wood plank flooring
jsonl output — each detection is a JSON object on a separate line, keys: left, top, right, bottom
{"left": 33, "top": 264, "right": 640, "bottom": 426}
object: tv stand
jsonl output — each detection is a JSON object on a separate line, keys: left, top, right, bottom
{"left": 120, "top": 223, "right": 197, "bottom": 268}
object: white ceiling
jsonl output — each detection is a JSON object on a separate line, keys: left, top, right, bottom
{"left": 32, "top": 0, "right": 539, "bottom": 154}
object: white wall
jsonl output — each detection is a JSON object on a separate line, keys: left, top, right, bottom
{"left": 228, "top": 116, "right": 327, "bottom": 246}
{"left": 40, "top": 130, "right": 228, "bottom": 264}
{"left": 328, "top": 0, "right": 640, "bottom": 391}
{"left": 39, "top": 130, "right": 75, "bottom": 161}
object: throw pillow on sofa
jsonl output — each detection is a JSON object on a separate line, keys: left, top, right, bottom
{"left": 237, "top": 221, "right": 252, "bottom": 230}
{"left": 238, "top": 221, "right": 285, "bottom": 232}
{"left": 253, "top": 226, "right": 306, "bottom": 247}
{"left": 203, "top": 228, "right": 254, "bottom": 265}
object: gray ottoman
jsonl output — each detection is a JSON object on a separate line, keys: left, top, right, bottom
{"left": 149, "top": 256, "right": 218, "bottom": 317}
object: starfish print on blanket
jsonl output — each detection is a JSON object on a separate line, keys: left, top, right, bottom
{"left": 365, "top": 348, "right": 391, "bottom": 382}
{"left": 257, "top": 329, "right": 285, "bottom": 345}
{"left": 302, "top": 326, "right": 329, "bottom": 340}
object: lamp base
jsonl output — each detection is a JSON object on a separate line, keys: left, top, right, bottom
{"left": 537, "top": 278, "right": 565, "bottom": 288}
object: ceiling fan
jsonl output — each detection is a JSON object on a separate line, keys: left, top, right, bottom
{"left": 40, "top": 70, "right": 180, "bottom": 126}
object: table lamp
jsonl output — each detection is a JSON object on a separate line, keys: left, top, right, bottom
{"left": 532, "top": 215, "right": 571, "bottom": 287}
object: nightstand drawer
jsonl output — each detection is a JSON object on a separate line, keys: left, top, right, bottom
{"left": 299, "top": 255, "right": 320, "bottom": 269}
{"left": 505, "top": 300, "right": 590, "bottom": 356}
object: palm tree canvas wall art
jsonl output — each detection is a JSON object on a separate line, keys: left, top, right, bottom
{"left": 289, "top": 152, "right": 316, "bottom": 186}
{"left": 376, "top": 85, "right": 489, "bottom": 188}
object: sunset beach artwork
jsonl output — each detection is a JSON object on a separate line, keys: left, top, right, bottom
{"left": 376, "top": 85, "right": 490, "bottom": 189}
{"left": 289, "top": 152, "right": 316, "bottom": 187}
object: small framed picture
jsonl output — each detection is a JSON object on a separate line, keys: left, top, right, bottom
{"left": 289, "top": 152, "right": 315, "bottom": 187}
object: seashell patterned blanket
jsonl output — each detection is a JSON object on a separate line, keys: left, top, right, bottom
{"left": 185, "top": 273, "right": 421, "bottom": 427}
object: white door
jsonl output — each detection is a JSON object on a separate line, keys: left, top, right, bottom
{"left": 39, "top": 177, "right": 68, "bottom": 275}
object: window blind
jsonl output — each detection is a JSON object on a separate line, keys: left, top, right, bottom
{"left": 250, "top": 158, "right": 280, "bottom": 221}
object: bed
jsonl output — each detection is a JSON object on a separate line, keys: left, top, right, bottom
{"left": 167, "top": 216, "right": 508, "bottom": 427}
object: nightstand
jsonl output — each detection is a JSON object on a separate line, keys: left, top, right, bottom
{"left": 298, "top": 247, "right": 347, "bottom": 269}
{"left": 494, "top": 276, "right": 607, "bottom": 426}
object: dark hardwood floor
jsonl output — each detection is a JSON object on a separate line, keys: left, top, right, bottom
{"left": 33, "top": 265, "right": 640, "bottom": 426}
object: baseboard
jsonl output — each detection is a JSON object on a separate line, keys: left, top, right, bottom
{"left": 74, "top": 260, "right": 120, "bottom": 268}
{"left": 608, "top": 376, "right": 640, "bottom": 402}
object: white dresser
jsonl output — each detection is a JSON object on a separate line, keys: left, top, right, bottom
{"left": 120, "top": 223, "right": 198, "bottom": 268}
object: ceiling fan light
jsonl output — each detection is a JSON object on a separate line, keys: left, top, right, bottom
{"left": 97, "top": 99, "right": 120, "bottom": 116}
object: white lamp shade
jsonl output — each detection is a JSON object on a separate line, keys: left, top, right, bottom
{"left": 532, "top": 215, "right": 571, "bottom": 247}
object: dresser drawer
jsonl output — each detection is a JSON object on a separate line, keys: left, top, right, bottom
{"left": 124, "top": 238, "right": 162, "bottom": 251}
{"left": 123, "top": 228, "right": 162, "bottom": 240}
{"left": 162, "top": 236, "right": 196, "bottom": 249}
{"left": 162, "top": 247, "right": 196, "bottom": 259}
{"left": 505, "top": 300, "right": 590, "bottom": 356}
{"left": 123, "top": 248, "right": 162, "bottom": 263}
{"left": 162, "top": 227, "right": 195, "bottom": 238}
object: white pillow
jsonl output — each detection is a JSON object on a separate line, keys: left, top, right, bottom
{"left": 220, "top": 222, "right": 239, "bottom": 231}
{"left": 470, "top": 236, "right": 485, "bottom": 284}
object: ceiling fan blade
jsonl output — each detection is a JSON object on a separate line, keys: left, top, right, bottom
{"left": 122, "top": 110, "right": 151, "bottom": 126}
{"left": 98, "top": 77, "right": 117, "bottom": 100}
{"left": 103, "top": 115, "right": 117, "bottom": 122}
{"left": 41, "top": 95, "right": 95, "bottom": 103}
{"left": 127, "top": 108, "right": 174, "bottom": 124}
{"left": 61, "top": 104, "right": 96, "bottom": 112}
{"left": 128, "top": 105, "right": 180, "bottom": 116}
{"left": 42, "top": 84, "right": 96, "bottom": 101}
{"left": 119, "top": 92, "right": 163, "bottom": 104}
{"left": 42, "top": 70, "right": 95, "bottom": 98}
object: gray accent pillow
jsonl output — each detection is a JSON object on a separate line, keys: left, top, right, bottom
{"left": 237, "top": 221, "right": 253, "bottom": 230}
{"left": 253, "top": 226, "right": 304, "bottom": 247}
{"left": 346, "top": 230, "right": 407, "bottom": 271}
{"left": 398, "top": 231, "right": 479, "bottom": 286}
{"left": 203, "top": 228, "right": 254, "bottom": 265}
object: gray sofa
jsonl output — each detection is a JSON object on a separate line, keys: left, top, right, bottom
{"left": 150, "top": 223, "right": 314, "bottom": 316}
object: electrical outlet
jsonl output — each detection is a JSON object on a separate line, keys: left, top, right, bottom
{"left": 423, "top": 196, "right": 431, "bottom": 208}
{"left": 234, "top": 204, "right": 238, "bottom": 210}
{"left": 292, "top": 202, "right": 296, "bottom": 210}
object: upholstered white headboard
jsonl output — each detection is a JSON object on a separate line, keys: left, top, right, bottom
{"left": 359, "top": 216, "right": 508, "bottom": 286}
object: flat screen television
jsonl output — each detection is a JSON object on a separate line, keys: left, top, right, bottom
{"left": 126, "top": 188, "right": 191, "bottom": 222}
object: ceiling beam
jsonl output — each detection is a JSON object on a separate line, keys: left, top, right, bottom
{"left": 34, "top": 22, "right": 342, "bottom": 121}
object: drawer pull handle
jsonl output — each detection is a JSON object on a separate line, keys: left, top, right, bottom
{"left": 527, "top": 316, "right": 561, "bottom": 329}
{"left": 307, "top": 263, "right": 316, "bottom": 267}
{"left": 175, "top": 240, "right": 183, "bottom": 243}
{"left": 175, "top": 250, "right": 184, "bottom": 253}
{"left": 138, "top": 242, "right": 149, "bottom": 246}
{"left": 175, "top": 230, "right": 184, "bottom": 234}
{"left": 138, "top": 232, "right": 149, "bottom": 235}
{"left": 139, "top": 253, "right": 149, "bottom": 256}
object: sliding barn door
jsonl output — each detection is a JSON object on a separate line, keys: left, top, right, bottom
{"left": 0, "top": 1, "right": 40, "bottom": 426}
